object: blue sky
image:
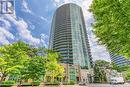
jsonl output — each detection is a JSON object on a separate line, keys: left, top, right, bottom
{"left": 0, "top": 0, "right": 110, "bottom": 62}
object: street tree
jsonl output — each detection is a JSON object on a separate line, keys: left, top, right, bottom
{"left": 44, "top": 50, "right": 64, "bottom": 84}
{"left": 93, "top": 60, "right": 110, "bottom": 83}
{"left": 0, "top": 41, "right": 30, "bottom": 84}
{"left": 126, "top": 70, "right": 130, "bottom": 81}
{"left": 21, "top": 56, "right": 45, "bottom": 87}
{"left": 0, "top": 41, "right": 64, "bottom": 86}
{"left": 111, "top": 62, "right": 129, "bottom": 72}
{"left": 90, "top": 0, "right": 130, "bottom": 58}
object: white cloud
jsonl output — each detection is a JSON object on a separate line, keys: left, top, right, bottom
{"left": 0, "top": 28, "right": 15, "bottom": 40}
{"left": 40, "top": 16, "right": 49, "bottom": 23}
{"left": 0, "top": 18, "right": 14, "bottom": 45}
{"left": 27, "top": 21, "right": 35, "bottom": 30}
{"left": 0, "top": 14, "right": 47, "bottom": 47}
{"left": 21, "top": 0, "right": 32, "bottom": 14}
{"left": 53, "top": 0, "right": 62, "bottom": 6}
{"left": 54, "top": 0, "right": 60, "bottom": 3}
{"left": 0, "top": 0, "right": 48, "bottom": 47}
{"left": 0, "top": 32, "right": 10, "bottom": 45}
{"left": 91, "top": 45, "right": 110, "bottom": 62}
{"left": 40, "top": 34, "right": 48, "bottom": 48}
{"left": 87, "top": 27, "right": 111, "bottom": 62}
{"left": 0, "top": 27, "right": 14, "bottom": 45}
{"left": 0, "top": 18, "right": 11, "bottom": 29}
{"left": 4, "top": 14, "right": 40, "bottom": 45}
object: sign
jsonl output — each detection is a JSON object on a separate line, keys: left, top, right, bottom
{"left": 0, "top": 0, "right": 14, "bottom": 14}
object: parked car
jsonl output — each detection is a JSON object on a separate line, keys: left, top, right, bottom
{"left": 110, "top": 77, "right": 125, "bottom": 84}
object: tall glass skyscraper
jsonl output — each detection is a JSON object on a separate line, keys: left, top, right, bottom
{"left": 110, "top": 52, "right": 130, "bottom": 66}
{"left": 49, "top": 3, "right": 93, "bottom": 69}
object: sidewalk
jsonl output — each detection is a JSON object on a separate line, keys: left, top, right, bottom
{"left": 39, "top": 84, "right": 87, "bottom": 87}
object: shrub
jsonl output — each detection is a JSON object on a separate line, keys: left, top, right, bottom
{"left": 68, "top": 80, "right": 75, "bottom": 85}
{"left": 45, "top": 80, "right": 60, "bottom": 85}
{"left": 21, "top": 80, "right": 40, "bottom": 86}
{"left": 1, "top": 80, "right": 15, "bottom": 87}
{"left": 53, "top": 80, "right": 60, "bottom": 85}
{"left": 33, "top": 80, "right": 40, "bottom": 86}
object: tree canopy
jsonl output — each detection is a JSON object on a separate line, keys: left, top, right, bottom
{"left": 0, "top": 41, "right": 64, "bottom": 86}
{"left": 0, "top": 41, "right": 30, "bottom": 83}
{"left": 93, "top": 60, "right": 110, "bottom": 83}
{"left": 90, "top": 0, "right": 130, "bottom": 58}
{"left": 111, "top": 62, "right": 129, "bottom": 72}
{"left": 44, "top": 50, "right": 64, "bottom": 83}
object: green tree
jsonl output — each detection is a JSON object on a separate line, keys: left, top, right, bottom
{"left": 0, "top": 41, "right": 64, "bottom": 86}
{"left": 16, "top": 46, "right": 46, "bottom": 87}
{"left": 44, "top": 50, "right": 64, "bottom": 84}
{"left": 93, "top": 60, "right": 110, "bottom": 83}
{"left": 0, "top": 41, "right": 30, "bottom": 84}
{"left": 21, "top": 56, "right": 45, "bottom": 87}
{"left": 90, "top": 0, "right": 130, "bottom": 58}
{"left": 111, "top": 62, "right": 129, "bottom": 72}
{"left": 126, "top": 70, "right": 130, "bottom": 81}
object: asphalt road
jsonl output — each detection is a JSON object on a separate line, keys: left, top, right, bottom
{"left": 21, "top": 83, "right": 130, "bottom": 87}
{"left": 49, "top": 83, "right": 130, "bottom": 87}
{"left": 13, "top": 83, "right": 130, "bottom": 87}
{"left": 87, "top": 83, "right": 130, "bottom": 87}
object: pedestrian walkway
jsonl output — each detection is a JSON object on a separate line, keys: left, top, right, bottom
{"left": 39, "top": 84, "right": 86, "bottom": 87}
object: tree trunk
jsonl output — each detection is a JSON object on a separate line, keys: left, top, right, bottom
{"left": 0, "top": 74, "right": 6, "bottom": 84}
{"left": 51, "top": 76, "right": 55, "bottom": 84}
{"left": 0, "top": 76, "right": 4, "bottom": 84}
{"left": 20, "top": 80, "right": 22, "bottom": 87}
{"left": 44, "top": 74, "right": 46, "bottom": 82}
{"left": 32, "top": 81, "right": 34, "bottom": 87}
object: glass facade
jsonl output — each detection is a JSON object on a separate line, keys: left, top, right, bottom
{"left": 49, "top": 3, "right": 93, "bottom": 69}
{"left": 110, "top": 53, "right": 130, "bottom": 66}
{"left": 69, "top": 67, "right": 76, "bottom": 81}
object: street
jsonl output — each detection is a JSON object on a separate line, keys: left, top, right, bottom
{"left": 17, "top": 83, "right": 130, "bottom": 87}
{"left": 52, "top": 83, "right": 130, "bottom": 87}
{"left": 87, "top": 83, "right": 130, "bottom": 87}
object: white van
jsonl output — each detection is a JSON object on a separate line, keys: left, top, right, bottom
{"left": 110, "top": 77, "right": 125, "bottom": 84}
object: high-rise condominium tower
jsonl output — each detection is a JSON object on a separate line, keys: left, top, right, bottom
{"left": 49, "top": 3, "right": 93, "bottom": 69}
{"left": 110, "top": 53, "right": 130, "bottom": 66}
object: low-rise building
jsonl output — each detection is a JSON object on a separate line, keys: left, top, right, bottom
{"left": 61, "top": 63, "right": 93, "bottom": 84}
